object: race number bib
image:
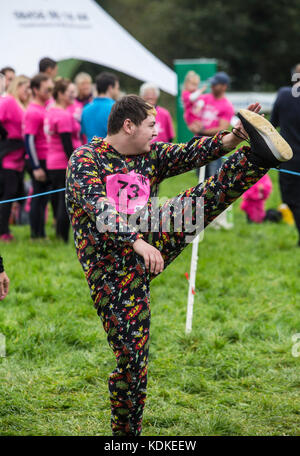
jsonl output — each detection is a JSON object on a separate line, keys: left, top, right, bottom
{"left": 106, "top": 171, "right": 150, "bottom": 214}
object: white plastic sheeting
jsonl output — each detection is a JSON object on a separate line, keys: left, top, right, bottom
{"left": 0, "top": 0, "right": 177, "bottom": 95}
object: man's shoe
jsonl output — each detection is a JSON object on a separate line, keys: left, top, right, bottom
{"left": 237, "top": 109, "right": 293, "bottom": 167}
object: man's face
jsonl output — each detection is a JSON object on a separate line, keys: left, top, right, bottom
{"left": 110, "top": 81, "right": 120, "bottom": 100}
{"left": 130, "top": 114, "right": 158, "bottom": 154}
{"left": 143, "top": 89, "right": 158, "bottom": 106}
{"left": 5, "top": 70, "right": 15, "bottom": 91}
{"left": 36, "top": 79, "right": 54, "bottom": 102}
{"left": 46, "top": 65, "right": 58, "bottom": 80}
{"left": 212, "top": 83, "right": 227, "bottom": 97}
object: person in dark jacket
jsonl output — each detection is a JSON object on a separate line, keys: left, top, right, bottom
{"left": 271, "top": 63, "right": 300, "bottom": 246}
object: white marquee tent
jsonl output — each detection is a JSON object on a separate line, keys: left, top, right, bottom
{"left": 0, "top": 0, "right": 177, "bottom": 95}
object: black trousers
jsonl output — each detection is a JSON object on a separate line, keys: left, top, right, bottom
{"left": 48, "top": 169, "right": 69, "bottom": 242}
{"left": 26, "top": 159, "right": 50, "bottom": 239}
{"left": 279, "top": 171, "right": 300, "bottom": 241}
{"left": 0, "top": 168, "right": 24, "bottom": 235}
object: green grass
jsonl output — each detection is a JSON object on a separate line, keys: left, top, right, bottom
{"left": 0, "top": 169, "right": 299, "bottom": 436}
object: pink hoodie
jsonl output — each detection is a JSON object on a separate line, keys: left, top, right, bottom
{"left": 240, "top": 174, "right": 272, "bottom": 223}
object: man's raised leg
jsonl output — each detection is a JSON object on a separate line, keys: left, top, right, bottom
{"left": 143, "top": 145, "right": 267, "bottom": 276}
{"left": 143, "top": 108, "right": 293, "bottom": 276}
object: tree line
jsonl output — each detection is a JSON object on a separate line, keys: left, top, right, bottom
{"left": 98, "top": 0, "right": 300, "bottom": 92}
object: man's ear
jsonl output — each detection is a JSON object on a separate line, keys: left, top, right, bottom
{"left": 123, "top": 118, "right": 134, "bottom": 135}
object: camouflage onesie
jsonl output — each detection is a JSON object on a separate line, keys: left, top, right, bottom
{"left": 65, "top": 131, "right": 267, "bottom": 436}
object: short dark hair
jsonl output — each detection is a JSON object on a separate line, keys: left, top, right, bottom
{"left": 107, "top": 95, "right": 156, "bottom": 135}
{"left": 96, "top": 72, "right": 118, "bottom": 94}
{"left": 0, "top": 67, "right": 15, "bottom": 75}
{"left": 30, "top": 73, "right": 50, "bottom": 93}
{"left": 39, "top": 57, "right": 57, "bottom": 73}
{"left": 53, "top": 78, "right": 71, "bottom": 101}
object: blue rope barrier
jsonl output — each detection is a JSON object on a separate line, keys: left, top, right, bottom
{"left": 271, "top": 168, "right": 300, "bottom": 177}
{"left": 0, "top": 187, "right": 66, "bottom": 204}
{"left": 0, "top": 167, "right": 299, "bottom": 205}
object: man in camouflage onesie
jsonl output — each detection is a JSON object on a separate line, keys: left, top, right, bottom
{"left": 65, "top": 95, "right": 292, "bottom": 436}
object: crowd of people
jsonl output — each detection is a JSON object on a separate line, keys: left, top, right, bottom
{"left": 2, "top": 58, "right": 297, "bottom": 246}
{"left": 0, "top": 57, "right": 175, "bottom": 244}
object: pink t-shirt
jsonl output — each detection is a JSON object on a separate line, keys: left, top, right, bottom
{"left": 45, "top": 106, "right": 77, "bottom": 170}
{"left": 45, "top": 97, "right": 55, "bottom": 109}
{"left": 24, "top": 102, "right": 48, "bottom": 160}
{"left": 153, "top": 105, "right": 175, "bottom": 143}
{"left": 67, "top": 101, "right": 82, "bottom": 150}
{"left": 182, "top": 90, "right": 202, "bottom": 126}
{"left": 196, "top": 93, "right": 234, "bottom": 130}
{"left": 0, "top": 95, "right": 25, "bottom": 172}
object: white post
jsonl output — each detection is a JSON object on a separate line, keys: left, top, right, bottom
{"left": 185, "top": 165, "right": 206, "bottom": 334}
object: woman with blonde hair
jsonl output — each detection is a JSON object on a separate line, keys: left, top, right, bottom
{"left": 45, "top": 78, "right": 81, "bottom": 242}
{"left": 74, "top": 72, "right": 93, "bottom": 107}
{"left": 0, "top": 75, "right": 31, "bottom": 241}
{"left": 182, "top": 70, "right": 207, "bottom": 133}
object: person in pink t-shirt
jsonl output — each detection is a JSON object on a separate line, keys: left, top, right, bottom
{"left": 66, "top": 83, "right": 84, "bottom": 149}
{"left": 24, "top": 73, "right": 54, "bottom": 239}
{"left": 187, "top": 72, "right": 235, "bottom": 229}
{"left": 182, "top": 71, "right": 207, "bottom": 133}
{"left": 0, "top": 67, "right": 16, "bottom": 94}
{"left": 45, "top": 78, "right": 79, "bottom": 242}
{"left": 187, "top": 72, "right": 234, "bottom": 137}
{"left": 0, "top": 75, "right": 30, "bottom": 241}
{"left": 140, "top": 82, "right": 175, "bottom": 143}
{"left": 39, "top": 58, "right": 58, "bottom": 110}
{"left": 195, "top": 72, "right": 235, "bottom": 178}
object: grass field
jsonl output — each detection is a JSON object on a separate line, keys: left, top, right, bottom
{"left": 0, "top": 168, "right": 299, "bottom": 436}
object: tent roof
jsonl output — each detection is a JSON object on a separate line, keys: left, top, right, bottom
{"left": 0, "top": 0, "right": 177, "bottom": 95}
